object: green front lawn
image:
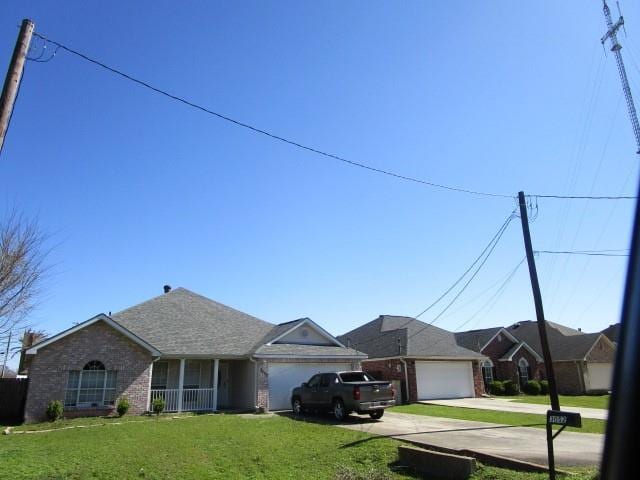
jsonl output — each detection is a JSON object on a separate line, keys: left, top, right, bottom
{"left": 390, "top": 404, "right": 606, "bottom": 434}
{"left": 0, "top": 413, "right": 598, "bottom": 479}
{"left": 506, "top": 395, "right": 610, "bottom": 410}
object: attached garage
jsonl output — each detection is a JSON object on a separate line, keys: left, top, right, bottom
{"left": 586, "top": 362, "right": 613, "bottom": 391}
{"left": 415, "top": 361, "right": 474, "bottom": 400}
{"left": 268, "top": 362, "right": 353, "bottom": 410}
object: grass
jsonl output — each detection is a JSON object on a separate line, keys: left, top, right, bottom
{"left": 505, "top": 395, "right": 610, "bottom": 410}
{"left": 0, "top": 413, "right": 598, "bottom": 479}
{"left": 390, "top": 404, "right": 606, "bottom": 434}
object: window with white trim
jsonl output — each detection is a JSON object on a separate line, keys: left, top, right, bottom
{"left": 518, "top": 358, "right": 530, "bottom": 387}
{"left": 151, "top": 361, "right": 168, "bottom": 389}
{"left": 481, "top": 360, "right": 494, "bottom": 386}
{"left": 64, "top": 361, "right": 117, "bottom": 408}
{"left": 184, "top": 360, "right": 201, "bottom": 389}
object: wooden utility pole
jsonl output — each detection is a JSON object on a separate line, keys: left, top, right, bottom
{"left": 0, "top": 19, "right": 34, "bottom": 156}
{"left": 517, "top": 191, "right": 560, "bottom": 410}
{"left": 518, "top": 191, "right": 562, "bottom": 480}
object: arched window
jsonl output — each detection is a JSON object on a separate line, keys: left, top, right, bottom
{"left": 481, "top": 360, "right": 494, "bottom": 388}
{"left": 518, "top": 358, "right": 530, "bottom": 388}
{"left": 65, "top": 360, "right": 117, "bottom": 408}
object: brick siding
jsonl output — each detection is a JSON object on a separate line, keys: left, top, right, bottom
{"left": 24, "top": 321, "right": 153, "bottom": 423}
{"left": 554, "top": 361, "right": 584, "bottom": 394}
{"left": 362, "top": 358, "right": 416, "bottom": 403}
{"left": 586, "top": 336, "right": 615, "bottom": 362}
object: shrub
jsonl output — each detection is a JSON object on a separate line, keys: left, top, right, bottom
{"left": 540, "top": 380, "right": 549, "bottom": 395}
{"left": 46, "top": 400, "right": 63, "bottom": 421}
{"left": 489, "top": 380, "right": 505, "bottom": 396}
{"left": 152, "top": 397, "right": 165, "bottom": 416}
{"left": 503, "top": 380, "right": 520, "bottom": 396}
{"left": 116, "top": 397, "right": 130, "bottom": 417}
{"left": 524, "top": 380, "right": 542, "bottom": 395}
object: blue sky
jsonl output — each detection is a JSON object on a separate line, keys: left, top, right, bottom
{"left": 2, "top": 1, "right": 639, "bottom": 368}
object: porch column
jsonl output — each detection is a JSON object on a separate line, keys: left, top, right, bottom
{"left": 212, "top": 359, "right": 219, "bottom": 411}
{"left": 177, "top": 358, "right": 185, "bottom": 413}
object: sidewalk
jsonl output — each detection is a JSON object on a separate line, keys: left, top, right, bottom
{"left": 421, "top": 397, "right": 608, "bottom": 420}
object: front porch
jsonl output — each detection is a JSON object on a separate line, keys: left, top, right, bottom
{"left": 149, "top": 358, "right": 254, "bottom": 413}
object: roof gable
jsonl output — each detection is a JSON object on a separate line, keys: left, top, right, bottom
{"left": 340, "top": 315, "right": 484, "bottom": 359}
{"left": 25, "top": 314, "right": 161, "bottom": 356}
{"left": 265, "top": 318, "right": 343, "bottom": 347}
{"left": 454, "top": 327, "right": 518, "bottom": 353}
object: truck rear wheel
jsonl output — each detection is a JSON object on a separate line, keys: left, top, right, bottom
{"left": 369, "top": 410, "right": 384, "bottom": 420}
{"left": 333, "top": 399, "right": 346, "bottom": 421}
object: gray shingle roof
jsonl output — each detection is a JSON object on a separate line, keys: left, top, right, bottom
{"left": 454, "top": 327, "right": 504, "bottom": 352}
{"left": 112, "top": 288, "right": 275, "bottom": 357}
{"left": 506, "top": 321, "right": 601, "bottom": 361}
{"left": 601, "top": 324, "right": 620, "bottom": 343}
{"left": 258, "top": 318, "right": 308, "bottom": 345}
{"left": 253, "top": 344, "right": 366, "bottom": 358}
{"left": 339, "top": 315, "right": 485, "bottom": 359}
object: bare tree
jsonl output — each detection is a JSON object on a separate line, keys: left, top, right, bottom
{"left": 0, "top": 213, "right": 49, "bottom": 351}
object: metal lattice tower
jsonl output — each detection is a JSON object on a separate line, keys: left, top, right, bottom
{"left": 601, "top": 0, "right": 640, "bottom": 154}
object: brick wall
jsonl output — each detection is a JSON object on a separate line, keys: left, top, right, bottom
{"left": 482, "top": 335, "right": 517, "bottom": 363}
{"left": 471, "top": 361, "right": 484, "bottom": 397}
{"left": 24, "top": 321, "right": 153, "bottom": 423}
{"left": 362, "top": 358, "right": 417, "bottom": 403}
{"left": 554, "top": 361, "right": 584, "bottom": 394}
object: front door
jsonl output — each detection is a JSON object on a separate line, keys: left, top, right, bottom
{"left": 217, "top": 362, "right": 230, "bottom": 408}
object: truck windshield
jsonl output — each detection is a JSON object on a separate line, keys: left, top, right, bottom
{"left": 339, "top": 372, "right": 374, "bottom": 382}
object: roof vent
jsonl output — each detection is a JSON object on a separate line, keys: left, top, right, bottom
{"left": 163, "top": 285, "right": 172, "bottom": 294}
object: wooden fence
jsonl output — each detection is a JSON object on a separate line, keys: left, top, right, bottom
{"left": 0, "top": 378, "right": 29, "bottom": 423}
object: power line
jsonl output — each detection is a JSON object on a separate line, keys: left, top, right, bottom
{"left": 453, "top": 257, "right": 526, "bottom": 332}
{"left": 30, "top": 32, "right": 637, "bottom": 201}
{"left": 30, "top": 32, "right": 513, "bottom": 200}
{"left": 535, "top": 250, "right": 630, "bottom": 257}
{"left": 414, "top": 212, "right": 516, "bottom": 319}
{"left": 347, "top": 211, "right": 515, "bottom": 349}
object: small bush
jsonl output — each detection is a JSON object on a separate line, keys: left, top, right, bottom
{"left": 503, "top": 380, "right": 520, "bottom": 396}
{"left": 46, "top": 400, "right": 63, "bottom": 421}
{"left": 489, "top": 380, "right": 505, "bottom": 396}
{"left": 524, "top": 380, "right": 542, "bottom": 395}
{"left": 116, "top": 397, "right": 130, "bottom": 417}
{"left": 540, "top": 380, "right": 549, "bottom": 395}
{"left": 152, "top": 397, "right": 165, "bottom": 416}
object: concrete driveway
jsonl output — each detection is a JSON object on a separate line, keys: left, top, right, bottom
{"left": 423, "top": 397, "right": 608, "bottom": 420}
{"left": 337, "top": 411, "right": 603, "bottom": 467}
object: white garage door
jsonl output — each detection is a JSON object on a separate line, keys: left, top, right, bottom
{"left": 268, "top": 362, "right": 352, "bottom": 410}
{"left": 415, "top": 361, "right": 474, "bottom": 400}
{"left": 587, "top": 363, "right": 613, "bottom": 391}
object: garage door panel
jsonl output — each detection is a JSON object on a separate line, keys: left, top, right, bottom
{"left": 268, "top": 362, "right": 352, "bottom": 410}
{"left": 415, "top": 361, "right": 473, "bottom": 400}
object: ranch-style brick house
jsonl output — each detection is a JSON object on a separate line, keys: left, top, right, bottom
{"left": 22, "top": 287, "right": 365, "bottom": 422}
{"left": 455, "top": 320, "right": 617, "bottom": 394}
{"left": 454, "top": 327, "right": 545, "bottom": 392}
{"left": 338, "top": 315, "right": 487, "bottom": 403}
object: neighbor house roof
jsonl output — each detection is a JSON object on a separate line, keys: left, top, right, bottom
{"left": 112, "top": 288, "right": 277, "bottom": 357}
{"left": 601, "top": 324, "right": 620, "bottom": 343}
{"left": 454, "top": 327, "right": 519, "bottom": 352}
{"left": 339, "top": 315, "right": 485, "bottom": 360}
{"left": 505, "top": 320, "right": 607, "bottom": 361}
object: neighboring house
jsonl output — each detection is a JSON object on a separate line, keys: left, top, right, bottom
{"left": 505, "top": 320, "right": 616, "bottom": 394}
{"left": 601, "top": 323, "right": 620, "bottom": 344}
{"left": 1, "top": 367, "right": 17, "bottom": 378}
{"left": 454, "top": 327, "right": 544, "bottom": 392}
{"left": 23, "top": 287, "right": 365, "bottom": 422}
{"left": 338, "top": 315, "right": 486, "bottom": 403}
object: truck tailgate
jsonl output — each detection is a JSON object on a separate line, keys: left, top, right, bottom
{"left": 351, "top": 381, "right": 394, "bottom": 402}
